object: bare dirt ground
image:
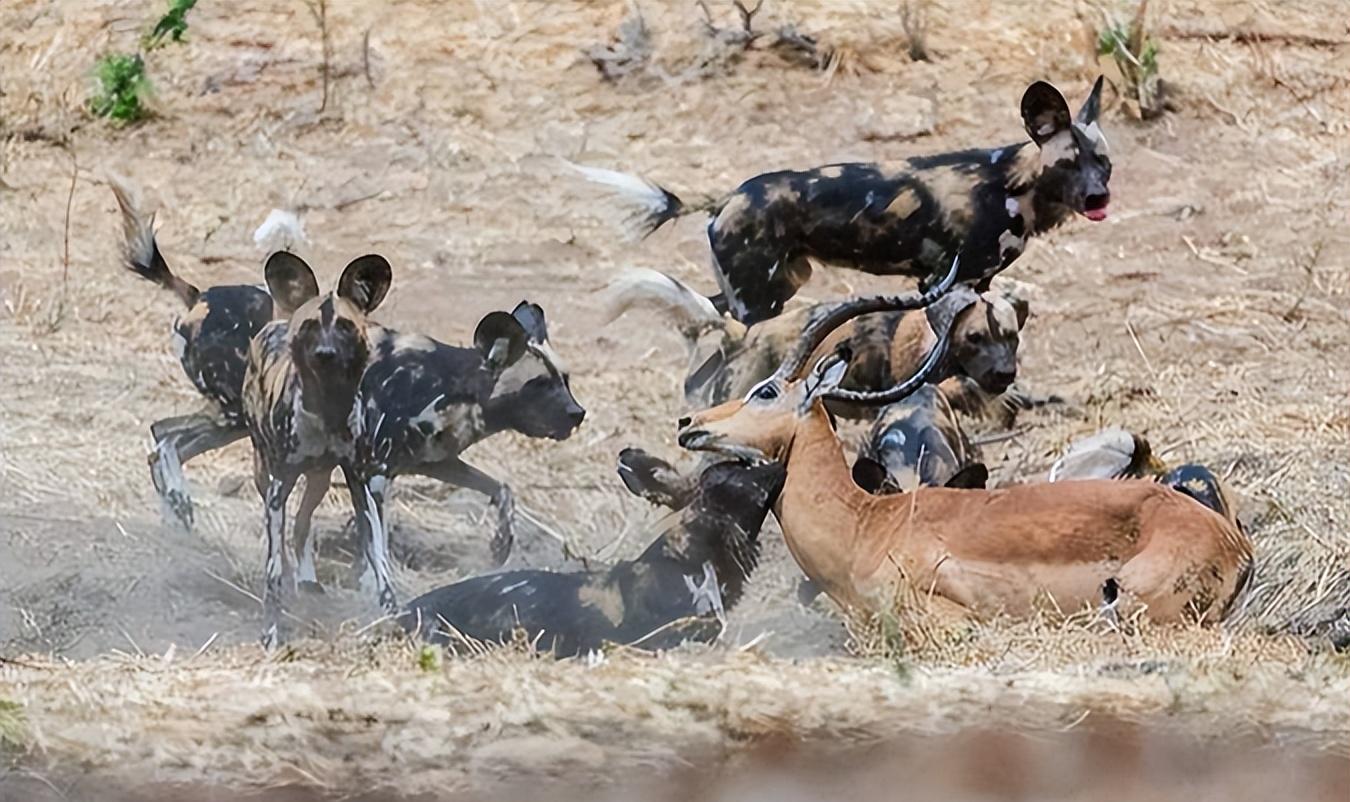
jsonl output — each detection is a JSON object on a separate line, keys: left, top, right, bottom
{"left": 1, "top": 0, "right": 1348, "bottom": 796}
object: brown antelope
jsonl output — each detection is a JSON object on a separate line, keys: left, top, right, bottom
{"left": 675, "top": 263, "right": 1254, "bottom": 624}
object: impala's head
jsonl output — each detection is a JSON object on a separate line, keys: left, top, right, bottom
{"left": 679, "top": 257, "right": 961, "bottom": 464}
{"left": 266, "top": 251, "right": 391, "bottom": 394}
{"left": 476, "top": 301, "right": 586, "bottom": 440}
{"left": 946, "top": 286, "right": 1029, "bottom": 395}
{"left": 1022, "top": 76, "right": 1112, "bottom": 222}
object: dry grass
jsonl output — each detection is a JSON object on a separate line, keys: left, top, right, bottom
{"left": 1, "top": 0, "right": 1349, "bottom": 793}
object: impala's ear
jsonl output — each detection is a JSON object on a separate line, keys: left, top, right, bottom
{"left": 265, "top": 252, "right": 319, "bottom": 315}
{"left": 944, "top": 462, "right": 990, "bottom": 489}
{"left": 801, "top": 349, "right": 850, "bottom": 411}
{"left": 852, "top": 456, "right": 889, "bottom": 495}
{"left": 473, "top": 311, "right": 528, "bottom": 373}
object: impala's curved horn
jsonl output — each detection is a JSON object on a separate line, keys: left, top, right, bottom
{"left": 824, "top": 305, "right": 954, "bottom": 405}
{"left": 774, "top": 255, "right": 960, "bottom": 381}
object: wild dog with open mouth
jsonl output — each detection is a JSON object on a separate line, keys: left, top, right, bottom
{"left": 331, "top": 302, "right": 586, "bottom": 592}
{"left": 400, "top": 459, "right": 784, "bottom": 657}
{"left": 242, "top": 251, "right": 393, "bottom": 648}
{"left": 603, "top": 267, "right": 1028, "bottom": 415}
{"left": 578, "top": 78, "right": 1109, "bottom": 324}
{"left": 110, "top": 177, "right": 273, "bottom": 529}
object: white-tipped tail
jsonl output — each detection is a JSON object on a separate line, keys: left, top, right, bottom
{"left": 108, "top": 173, "right": 157, "bottom": 276}
{"left": 253, "top": 209, "right": 308, "bottom": 254}
{"left": 565, "top": 160, "right": 683, "bottom": 240}
{"left": 601, "top": 268, "right": 724, "bottom": 342}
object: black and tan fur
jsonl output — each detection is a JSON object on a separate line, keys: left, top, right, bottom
{"left": 400, "top": 459, "right": 784, "bottom": 657}
{"left": 335, "top": 302, "right": 585, "bottom": 590}
{"left": 851, "top": 383, "right": 988, "bottom": 495}
{"left": 604, "top": 268, "right": 1028, "bottom": 414}
{"left": 580, "top": 78, "right": 1109, "bottom": 324}
{"left": 242, "top": 251, "right": 394, "bottom": 648}
{"left": 110, "top": 177, "right": 273, "bottom": 529}
{"left": 1047, "top": 427, "right": 1241, "bottom": 529}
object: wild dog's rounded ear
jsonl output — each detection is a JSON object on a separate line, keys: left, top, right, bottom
{"left": 473, "top": 311, "right": 528, "bottom": 371}
{"left": 511, "top": 301, "right": 549, "bottom": 343}
{"left": 944, "top": 462, "right": 989, "bottom": 490}
{"left": 337, "top": 254, "right": 393, "bottom": 314}
{"left": 851, "top": 456, "right": 889, "bottom": 495}
{"left": 1076, "top": 75, "right": 1105, "bottom": 125}
{"left": 264, "top": 251, "right": 320, "bottom": 315}
{"left": 1021, "top": 81, "right": 1072, "bottom": 145}
{"left": 926, "top": 284, "right": 980, "bottom": 335}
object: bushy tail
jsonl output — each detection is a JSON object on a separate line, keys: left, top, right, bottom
{"left": 567, "top": 161, "right": 718, "bottom": 240}
{"left": 109, "top": 174, "right": 200, "bottom": 308}
{"left": 601, "top": 268, "right": 727, "bottom": 343}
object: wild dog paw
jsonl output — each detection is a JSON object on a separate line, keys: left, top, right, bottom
{"left": 490, "top": 489, "right": 516, "bottom": 565}
{"left": 148, "top": 443, "right": 194, "bottom": 531}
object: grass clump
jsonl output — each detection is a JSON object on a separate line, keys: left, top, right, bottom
{"left": 89, "top": 53, "right": 151, "bottom": 123}
{"left": 417, "top": 644, "right": 443, "bottom": 673}
{"left": 146, "top": 0, "right": 198, "bottom": 49}
{"left": 1097, "top": 0, "right": 1164, "bottom": 118}
{"left": 0, "top": 699, "right": 27, "bottom": 753}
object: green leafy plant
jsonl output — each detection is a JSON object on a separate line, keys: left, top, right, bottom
{"left": 89, "top": 53, "right": 151, "bottom": 123}
{"left": 417, "top": 644, "right": 442, "bottom": 673}
{"left": 0, "top": 699, "right": 26, "bottom": 752}
{"left": 146, "top": 0, "right": 198, "bottom": 49}
{"left": 1098, "top": 0, "right": 1163, "bottom": 118}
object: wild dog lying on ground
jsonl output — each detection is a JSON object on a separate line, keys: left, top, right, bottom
{"left": 675, "top": 277, "right": 1254, "bottom": 626}
{"left": 400, "top": 459, "right": 785, "bottom": 656}
{"left": 578, "top": 78, "right": 1109, "bottom": 324}
{"left": 110, "top": 178, "right": 273, "bottom": 530}
{"left": 333, "top": 302, "right": 586, "bottom": 591}
{"left": 603, "top": 267, "right": 1028, "bottom": 413}
{"left": 851, "top": 383, "right": 988, "bottom": 495}
{"left": 242, "top": 251, "right": 394, "bottom": 648}
{"left": 1048, "top": 427, "right": 1241, "bottom": 529}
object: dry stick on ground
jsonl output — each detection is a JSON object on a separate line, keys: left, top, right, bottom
{"left": 362, "top": 27, "right": 375, "bottom": 89}
{"left": 39, "top": 148, "right": 78, "bottom": 335}
{"left": 586, "top": 2, "right": 652, "bottom": 81}
{"left": 305, "top": 0, "right": 332, "bottom": 112}
{"left": 899, "top": 0, "right": 931, "bottom": 62}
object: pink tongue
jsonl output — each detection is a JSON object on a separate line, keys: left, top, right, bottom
{"left": 1084, "top": 207, "right": 1108, "bottom": 221}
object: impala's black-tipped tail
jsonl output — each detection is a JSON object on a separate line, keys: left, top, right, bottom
{"left": 109, "top": 174, "right": 200, "bottom": 308}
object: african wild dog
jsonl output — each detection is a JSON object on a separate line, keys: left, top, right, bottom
{"left": 603, "top": 267, "right": 1028, "bottom": 415}
{"left": 578, "top": 78, "right": 1108, "bottom": 324}
{"left": 851, "top": 383, "right": 988, "bottom": 495}
{"left": 110, "top": 177, "right": 273, "bottom": 529}
{"left": 1048, "top": 428, "right": 1241, "bottom": 530}
{"left": 400, "top": 459, "right": 784, "bottom": 656}
{"left": 326, "top": 301, "right": 586, "bottom": 592}
{"left": 616, "top": 446, "right": 699, "bottom": 509}
{"left": 242, "top": 251, "right": 394, "bottom": 648}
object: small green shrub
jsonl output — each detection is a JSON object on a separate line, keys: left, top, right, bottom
{"left": 90, "top": 53, "right": 151, "bottom": 123}
{"left": 417, "top": 644, "right": 442, "bottom": 673}
{"left": 0, "top": 699, "right": 26, "bottom": 752}
{"left": 146, "top": 0, "right": 198, "bottom": 49}
{"left": 1097, "top": 1, "right": 1164, "bottom": 118}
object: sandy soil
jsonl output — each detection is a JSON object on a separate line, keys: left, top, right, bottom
{"left": 1, "top": 0, "right": 1348, "bottom": 795}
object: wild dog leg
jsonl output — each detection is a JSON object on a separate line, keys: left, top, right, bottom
{"left": 292, "top": 469, "right": 332, "bottom": 594}
{"left": 260, "top": 470, "right": 298, "bottom": 651}
{"left": 344, "top": 464, "right": 397, "bottom": 615}
{"left": 417, "top": 458, "right": 516, "bottom": 565}
{"left": 147, "top": 411, "right": 246, "bottom": 530}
